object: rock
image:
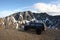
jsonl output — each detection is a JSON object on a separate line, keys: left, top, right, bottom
{"left": 0, "top": 11, "right": 60, "bottom": 30}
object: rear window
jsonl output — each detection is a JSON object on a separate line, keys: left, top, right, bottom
{"left": 35, "top": 23, "right": 44, "bottom": 26}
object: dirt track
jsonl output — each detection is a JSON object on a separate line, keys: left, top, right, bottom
{"left": 0, "top": 29, "right": 60, "bottom": 40}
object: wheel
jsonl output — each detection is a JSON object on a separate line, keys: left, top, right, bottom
{"left": 42, "top": 26, "right": 45, "bottom": 31}
{"left": 24, "top": 26, "right": 29, "bottom": 31}
{"left": 36, "top": 28, "right": 42, "bottom": 35}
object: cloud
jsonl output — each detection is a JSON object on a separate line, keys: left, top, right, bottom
{"left": 33, "top": 1, "right": 60, "bottom": 15}
{"left": 0, "top": 6, "right": 36, "bottom": 18}
{"left": 0, "top": 0, "right": 60, "bottom": 17}
{"left": 0, "top": 9, "right": 21, "bottom": 18}
{"left": 33, "top": 3, "right": 60, "bottom": 12}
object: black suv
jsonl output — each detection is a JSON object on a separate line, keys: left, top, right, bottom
{"left": 24, "top": 21, "right": 45, "bottom": 35}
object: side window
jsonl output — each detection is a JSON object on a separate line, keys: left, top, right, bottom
{"left": 31, "top": 23, "right": 35, "bottom": 26}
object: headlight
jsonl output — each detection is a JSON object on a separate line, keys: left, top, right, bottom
{"left": 19, "top": 25, "right": 24, "bottom": 31}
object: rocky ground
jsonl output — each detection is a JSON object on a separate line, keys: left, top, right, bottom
{"left": 0, "top": 28, "right": 60, "bottom": 40}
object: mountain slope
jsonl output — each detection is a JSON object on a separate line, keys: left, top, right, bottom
{"left": 0, "top": 11, "right": 60, "bottom": 30}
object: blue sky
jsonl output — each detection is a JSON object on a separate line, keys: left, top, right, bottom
{"left": 0, "top": 0, "right": 60, "bottom": 17}
{"left": 0, "top": 0, "right": 56, "bottom": 11}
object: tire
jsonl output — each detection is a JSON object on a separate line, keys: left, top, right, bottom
{"left": 24, "top": 26, "right": 29, "bottom": 31}
{"left": 36, "top": 28, "right": 42, "bottom": 35}
{"left": 42, "top": 26, "right": 45, "bottom": 31}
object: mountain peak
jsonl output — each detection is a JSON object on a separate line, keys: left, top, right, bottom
{"left": 0, "top": 11, "right": 60, "bottom": 30}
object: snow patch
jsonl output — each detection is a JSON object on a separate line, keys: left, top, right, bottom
{"left": 2, "top": 22, "right": 4, "bottom": 25}
{"left": 31, "top": 18, "right": 36, "bottom": 21}
{"left": 11, "top": 16, "right": 17, "bottom": 23}
{"left": 20, "top": 15, "right": 23, "bottom": 17}
{"left": 25, "top": 20, "right": 30, "bottom": 23}
{"left": 22, "top": 20, "right": 30, "bottom": 24}
{"left": 16, "top": 23, "right": 19, "bottom": 29}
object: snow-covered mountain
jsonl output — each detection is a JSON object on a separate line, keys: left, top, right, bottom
{"left": 0, "top": 11, "right": 60, "bottom": 30}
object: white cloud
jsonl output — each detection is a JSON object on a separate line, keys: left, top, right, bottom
{"left": 0, "top": 9, "right": 22, "bottom": 18}
{"left": 33, "top": 3, "right": 60, "bottom": 12}
{"left": 33, "top": 2, "right": 60, "bottom": 15}
{"left": 0, "top": 0, "right": 60, "bottom": 17}
{"left": 48, "top": 12, "right": 60, "bottom": 16}
{"left": 0, "top": 6, "right": 35, "bottom": 18}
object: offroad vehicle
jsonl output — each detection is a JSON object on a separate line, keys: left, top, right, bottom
{"left": 21, "top": 20, "right": 45, "bottom": 35}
